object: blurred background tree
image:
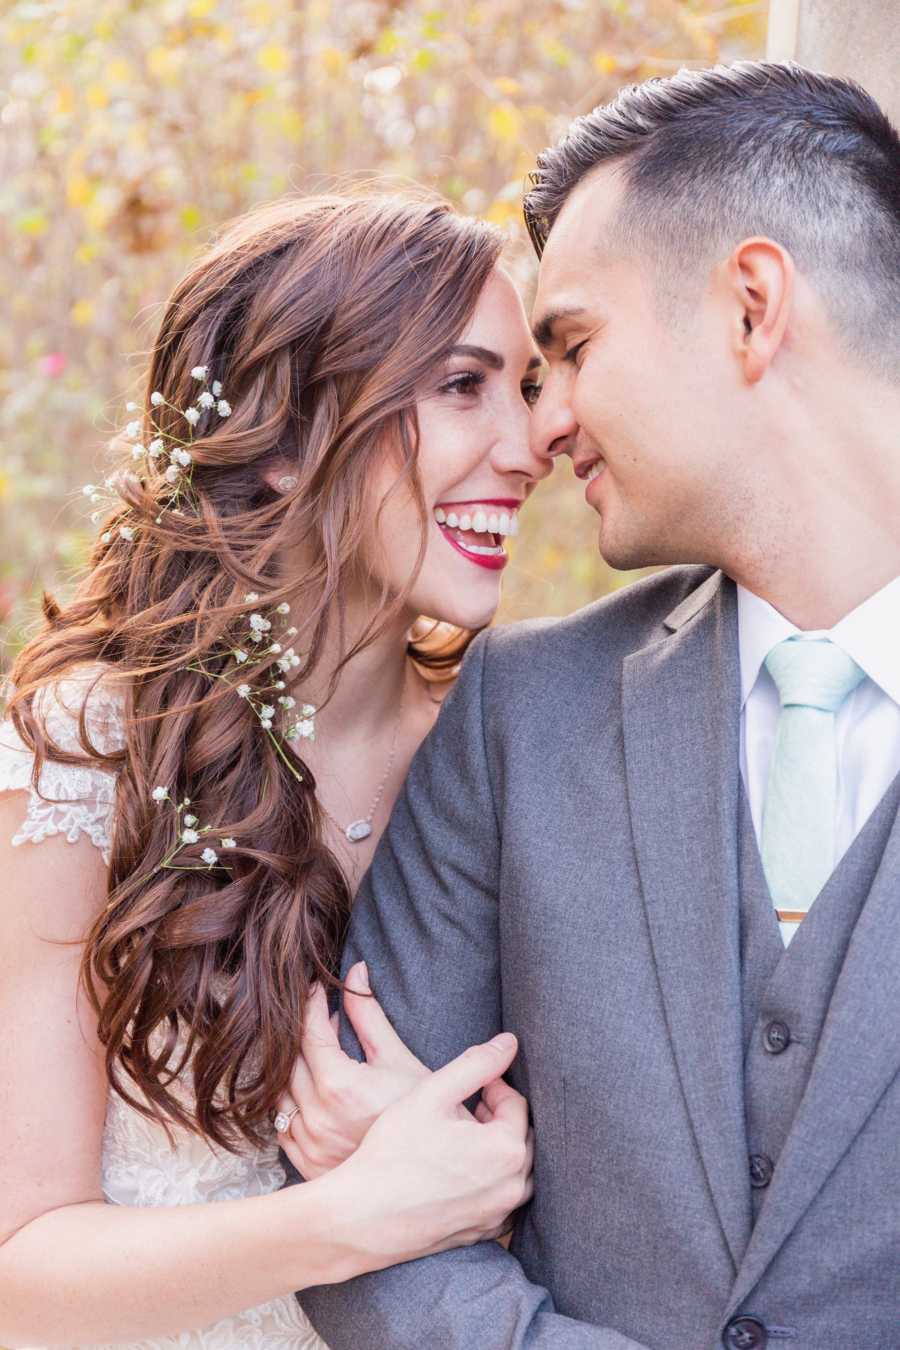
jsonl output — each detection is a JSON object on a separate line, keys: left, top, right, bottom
{"left": 0, "top": 0, "right": 765, "bottom": 667}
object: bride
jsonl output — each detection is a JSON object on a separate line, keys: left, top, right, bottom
{"left": 0, "top": 191, "right": 548, "bottom": 1348}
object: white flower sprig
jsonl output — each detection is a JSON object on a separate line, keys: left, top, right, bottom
{"left": 184, "top": 596, "right": 315, "bottom": 783}
{"left": 88, "top": 367, "right": 235, "bottom": 544}
{"left": 148, "top": 788, "right": 236, "bottom": 875}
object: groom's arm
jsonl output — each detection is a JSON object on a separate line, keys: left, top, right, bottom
{"left": 297, "top": 631, "right": 648, "bottom": 1350}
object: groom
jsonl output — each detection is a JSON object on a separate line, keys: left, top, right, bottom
{"left": 300, "top": 62, "right": 900, "bottom": 1348}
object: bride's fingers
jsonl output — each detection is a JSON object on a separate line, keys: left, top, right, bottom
{"left": 343, "top": 961, "right": 424, "bottom": 1069}
{"left": 474, "top": 1099, "right": 493, "bottom": 1125}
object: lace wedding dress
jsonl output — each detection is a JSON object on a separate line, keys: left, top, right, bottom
{"left": 0, "top": 668, "right": 328, "bottom": 1350}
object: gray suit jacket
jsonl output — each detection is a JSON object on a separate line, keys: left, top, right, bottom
{"left": 298, "top": 567, "right": 900, "bottom": 1349}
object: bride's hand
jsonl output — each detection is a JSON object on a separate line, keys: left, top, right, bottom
{"left": 277, "top": 962, "right": 428, "bottom": 1180}
{"left": 336, "top": 1031, "right": 535, "bottom": 1268}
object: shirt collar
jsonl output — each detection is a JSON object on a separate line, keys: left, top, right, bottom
{"left": 736, "top": 574, "right": 900, "bottom": 711}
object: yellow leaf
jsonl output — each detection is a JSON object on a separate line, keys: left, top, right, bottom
{"left": 85, "top": 197, "right": 113, "bottom": 230}
{"left": 488, "top": 101, "right": 522, "bottom": 146}
{"left": 189, "top": 0, "right": 217, "bottom": 14}
{"left": 257, "top": 43, "right": 289, "bottom": 75}
{"left": 71, "top": 299, "right": 94, "bottom": 326}
{"left": 319, "top": 46, "right": 346, "bottom": 76}
{"left": 75, "top": 241, "right": 101, "bottom": 264}
{"left": 16, "top": 209, "right": 48, "bottom": 237}
{"left": 85, "top": 83, "right": 109, "bottom": 109}
{"left": 493, "top": 76, "right": 521, "bottom": 96}
{"left": 278, "top": 106, "right": 304, "bottom": 140}
{"left": 106, "top": 57, "right": 134, "bottom": 84}
{"left": 55, "top": 84, "right": 76, "bottom": 115}
{"left": 540, "top": 37, "right": 571, "bottom": 68}
{"left": 146, "top": 46, "right": 186, "bottom": 82}
{"left": 375, "top": 29, "right": 400, "bottom": 56}
{"left": 591, "top": 51, "right": 618, "bottom": 75}
{"left": 411, "top": 49, "right": 435, "bottom": 73}
{"left": 180, "top": 203, "right": 203, "bottom": 231}
{"left": 484, "top": 197, "right": 520, "bottom": 227}
{"left": 0, "top": 470, "right": 10, "bottom": 502}
{"left": 246, "top": 1, "right": 275, "bottom": 23}
{"left": 66, "top": 172, "right": 94, "bottom": 208}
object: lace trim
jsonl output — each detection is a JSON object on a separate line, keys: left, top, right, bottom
{"left": 0, "top": 665, "right": 124, "bottom": 865}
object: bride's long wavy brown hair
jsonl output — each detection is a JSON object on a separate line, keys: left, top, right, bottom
{"left": 8, "top": 191, "right": 503, "bottom": 1152}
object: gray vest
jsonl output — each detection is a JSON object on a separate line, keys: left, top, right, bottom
{"left": 738, "top": 774, "right": 900, "bottom": 1222}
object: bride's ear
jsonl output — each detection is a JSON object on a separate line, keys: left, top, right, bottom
{"left": 261, "top": 464, "right": 300, "bottom": 495}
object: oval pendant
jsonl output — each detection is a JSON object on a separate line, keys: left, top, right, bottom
{"left": 345, "top": 820, "right": 373, "bottom": 843}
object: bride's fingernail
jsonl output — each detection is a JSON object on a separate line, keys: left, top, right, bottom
{"left": 356, "top": 961, "right": 370, "bottom": 990}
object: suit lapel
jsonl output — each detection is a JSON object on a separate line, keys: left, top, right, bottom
{"left": 622, "top": 570, "right": 751, "bottom": 1270}
{"left": 725, "top": 797, "right": 900, "bottom": 1315}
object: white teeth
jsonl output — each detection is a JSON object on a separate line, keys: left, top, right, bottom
{"left": 586, "top": 463, "right": 604, "bottom": 483}
{"left": 461, "top": 542, "right": 504, "bottom": 556}
{"left": 433, "top": 506, "right": 520, "bottom": 536}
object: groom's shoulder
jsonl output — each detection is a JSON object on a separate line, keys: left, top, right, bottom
{"left": 481, "top": 564, "right": 715, "bottom": 679}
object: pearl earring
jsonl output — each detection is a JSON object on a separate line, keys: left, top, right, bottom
{"left": 276, "top": 474, "right": 299, "bottom": 494}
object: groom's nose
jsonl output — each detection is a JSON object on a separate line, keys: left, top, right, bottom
{"left": 530, "top": 370, "right": 579, "bottom": 465}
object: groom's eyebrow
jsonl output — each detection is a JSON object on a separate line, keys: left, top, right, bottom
{"left": 532, "top": 307, "right": 587, "bottom": 352}
{"left": 448, "top": 344, "right": 543, "bottom": 372}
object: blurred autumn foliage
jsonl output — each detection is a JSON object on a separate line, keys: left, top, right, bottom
{"left": 0, "top": 0, "right": 765, "bottom": 667}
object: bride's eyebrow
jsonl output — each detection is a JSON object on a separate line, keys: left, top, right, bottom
{"left": 446, "top": 344, "right": 543, "bottom": 374}
{"left": 447, "top": 343, "right": 504, "bottom": 369}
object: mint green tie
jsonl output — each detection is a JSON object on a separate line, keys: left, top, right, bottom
{"left": 760, "top": 638, "right": 865, "bottom": 934}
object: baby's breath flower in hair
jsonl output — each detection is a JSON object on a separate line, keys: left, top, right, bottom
{"left": 150, "top": 390, "right": 164, "bottom": 406}
{"left": 191, "top": 365, "right": 209, "bottom": 380}
{"left": 138, "top": 792, "right": 236, "bottom": 884}
{"left": 184, "top": 407, "right": 201, "bottom": 427}
{"left": 184, "top": 598, "right": 314, "bottom": 783}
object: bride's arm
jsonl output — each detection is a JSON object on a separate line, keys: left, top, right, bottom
{"left": 0, "top": 796, "right": 531, "bottom": 1348}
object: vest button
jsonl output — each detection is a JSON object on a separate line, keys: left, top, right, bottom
{"left": 749, "top": 1153, "right": 774, "bottom": 1188}
{"left": 723, "top": 1315, "right": 768, "bottom": 1348}
{"left": 763, "top": 1020, "right": 791, "bottom": 1054}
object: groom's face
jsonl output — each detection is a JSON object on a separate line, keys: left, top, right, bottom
{"left": 530, "top": 164, "right": 739, "bottom": 570}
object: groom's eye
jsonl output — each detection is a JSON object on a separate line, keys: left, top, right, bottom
{"left": 563, "top": 339, "right": 588, "bottom": 366}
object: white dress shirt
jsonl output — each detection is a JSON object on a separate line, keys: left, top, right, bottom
{"left": 738, "top": 574, "right": 900, "bottom": 944}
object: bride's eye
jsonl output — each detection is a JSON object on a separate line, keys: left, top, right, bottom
{"left": 522, "top": 381, "right": 543, "bottom": 407}
{"left": 438, "top": 370, "right": 486, "bottom": 398}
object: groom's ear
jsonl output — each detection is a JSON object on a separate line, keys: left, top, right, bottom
{"left": 722, "top": 236, "right": 794, "bottom": 385}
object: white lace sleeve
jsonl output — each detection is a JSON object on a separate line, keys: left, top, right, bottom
{"left": 0, "top": 666, "right": 125, "bottom": 865}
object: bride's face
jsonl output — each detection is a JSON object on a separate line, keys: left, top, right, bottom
{"left": 367, "top": 267, "right": 550, "bottom": 631}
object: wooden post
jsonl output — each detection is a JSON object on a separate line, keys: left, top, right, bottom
{"left": 767, "top": 0, "right": 900, "bottom": 124}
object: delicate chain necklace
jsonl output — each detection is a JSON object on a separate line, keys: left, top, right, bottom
{"left": 317, "top": 670, "right": 407, "bottom": 844}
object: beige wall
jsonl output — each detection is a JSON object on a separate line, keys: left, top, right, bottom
{"left": 768, "top": 0, "right": 900, "bottom": 124}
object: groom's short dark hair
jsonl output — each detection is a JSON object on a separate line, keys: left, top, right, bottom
{"left": 524, "top": 61, "right": 900, "bottom": 379}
